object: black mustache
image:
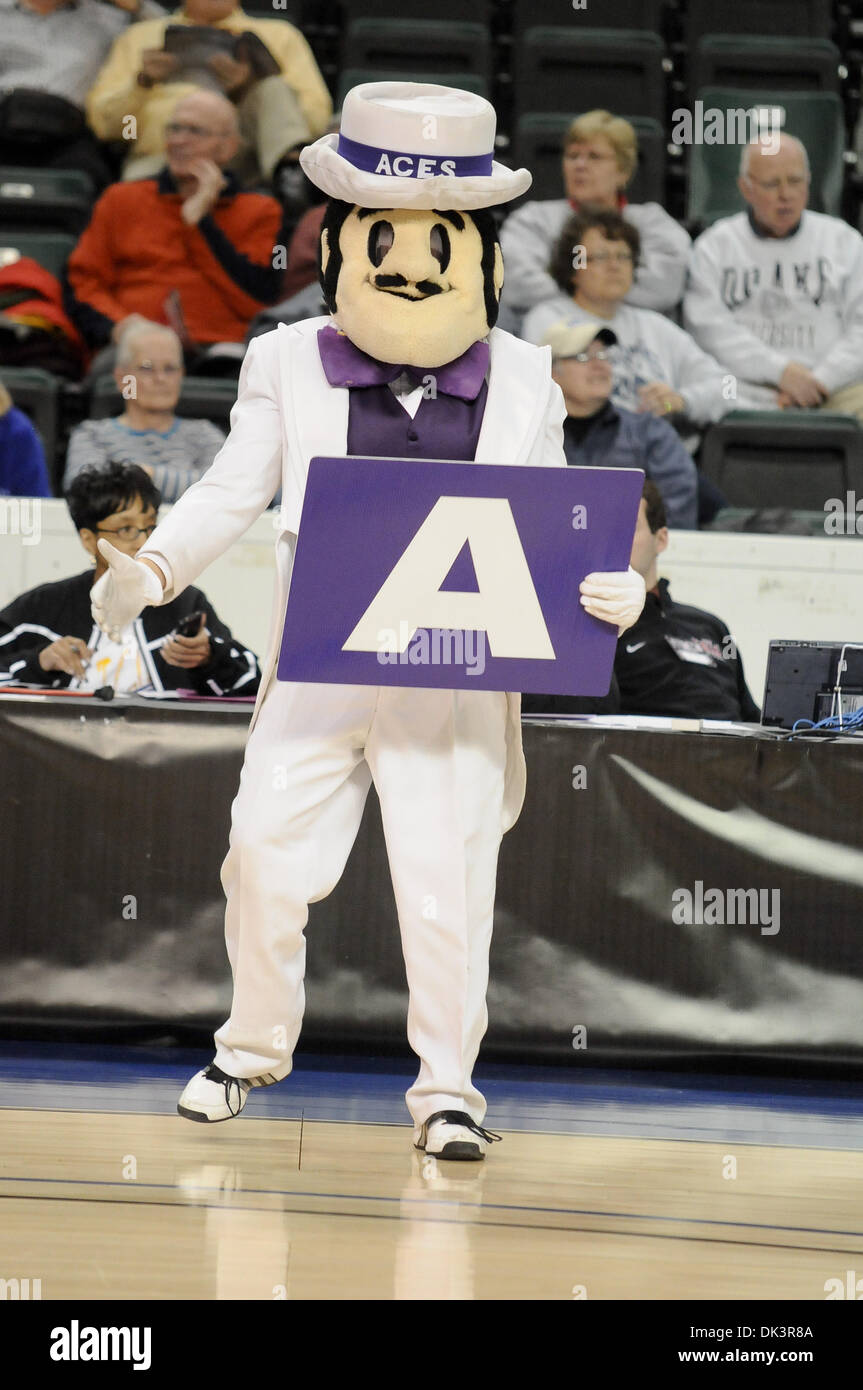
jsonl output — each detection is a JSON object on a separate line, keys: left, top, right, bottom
{"left": 374, "top": 274, "right": 443, "bottom": 296}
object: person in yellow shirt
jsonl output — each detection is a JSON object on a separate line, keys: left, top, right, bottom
{"left": 86, "top": 0, "right": 332, "bottom": 189}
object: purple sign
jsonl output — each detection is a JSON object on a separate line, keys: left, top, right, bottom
{"left": 277, "top": 457, "right": 644, "bottom": 694}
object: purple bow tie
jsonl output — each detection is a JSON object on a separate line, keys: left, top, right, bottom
{"left": 317, "top": 325, "right": 489, "bottom": 401}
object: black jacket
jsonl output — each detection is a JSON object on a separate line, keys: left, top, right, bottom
{"left": 614, "top": 578, "right": 760, "bottom": 721}
{"left": 0, "top": 570, "right": 260, "bottom": 697}
{"left": 562, "top": 401, "right": 698, "bottom": 530}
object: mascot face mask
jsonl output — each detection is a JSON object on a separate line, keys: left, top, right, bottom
{"left": 300, "top": 80, "right": 532, "bottom": 370}
{"left": 321, "top": 205, "right": 505, "bottom": 370}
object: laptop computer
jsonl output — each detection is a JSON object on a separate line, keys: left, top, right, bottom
{"left": 761, "top": 640, "right": 863, "bottom": 729}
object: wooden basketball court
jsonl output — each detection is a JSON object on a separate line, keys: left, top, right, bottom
{"left": 2, "top": 1047, "right": 862, "bottom": 1301}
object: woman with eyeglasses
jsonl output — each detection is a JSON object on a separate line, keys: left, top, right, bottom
{"left": 523, "top": 208, "right": 728, "bottom": 428}
{"left": 500, "top": 109, "right": 692, "bottom": 332}
{"left": 0, "top": 461, "right": 260, "bottom": 697}
{"left": 63, "top": 321, "right": 225, "bottom": 503}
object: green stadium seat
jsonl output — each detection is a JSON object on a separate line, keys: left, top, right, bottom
{"left": 341, "top": 1, "right": 492, "bottom": 21}
{"left": 512, "top": 0, "right": 664, "bottom": 36}
{"left": 337, "top": 68, "right": 488, "bottom": 107}
{"left": 700, "top": 412, "right": 863, "bottom": 509}
{"left": 0, "top": 168, "right": 94, "bottom": 236}
{"left": 341, "top": 19, "right": 491, "bottom": 83}
{"left": 689, "top": 37, "right": 842, "bottom": 98}
{"left": 242, "top": 0, "right": 303, "bottom": 18}
{"left": 685, "top": 0, "right": 832, "bottom": 48}
{"left": 512, "top": 112, "right": 666, "bottom": 205}
{"left": 513, "top": 29, "right": 666, "bottom": 123}
{"left": 685, "top": 89, "right": 845, "bottom": 227}
{"left": 0, "top": 232, "right": 78, "bottom": 281}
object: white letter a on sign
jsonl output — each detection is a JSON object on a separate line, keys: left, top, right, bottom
{"left": 342, "top": 496, "right": 555, "bottom": 659}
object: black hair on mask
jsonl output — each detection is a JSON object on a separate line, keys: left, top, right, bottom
{"left": 319, "top": 198, "right": 354, "bottom": 314}
{"left": 470, "top": 205, "right": 502, "bottom": 331}
{"left": 318, "top": 200, "right": 502, "bottom": 330}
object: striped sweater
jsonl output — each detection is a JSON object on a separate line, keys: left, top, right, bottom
{"left": 64, "top": 416, "right": 225, "bottom": 504}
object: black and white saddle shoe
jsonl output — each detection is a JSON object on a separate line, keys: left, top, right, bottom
{"left": 413, "top": 1110, "right": 502, "bottom": 1161}
{"left": 177, "top": 1064, "right": 278, "bottom": 1123}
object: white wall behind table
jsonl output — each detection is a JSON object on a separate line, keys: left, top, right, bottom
{"left": 661, "top": 531, "right": 863, "bottom": 703}
{"left": 0, "top": 500, "right": 279, "bottom": 662}
{"left": 4, "top": 508, "right": 863, "bottom": 699}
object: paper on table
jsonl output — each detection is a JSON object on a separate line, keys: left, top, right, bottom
{"left": 135, "top": 688, "right": 256, "bottom": 703}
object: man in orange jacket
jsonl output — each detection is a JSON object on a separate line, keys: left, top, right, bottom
{"left": 65, "top": 89, "right": 286, "bottom": 353}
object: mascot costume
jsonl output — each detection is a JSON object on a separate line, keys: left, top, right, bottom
{"left": 92, "top": 83, "right": 645, "bottom": 1161}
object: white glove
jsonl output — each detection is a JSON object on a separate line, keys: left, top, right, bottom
{"left": 91, "top": 539, "right": 164, "bottom": 640}
{"left": 580, "top": 565, "right": 646, "bottom": 636}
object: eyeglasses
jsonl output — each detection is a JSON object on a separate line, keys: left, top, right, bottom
{"left": 569, "top": 349, "right": 613, "bottom": 364}
{"left": 130, "top": 362, "right": 182, "bottom": 377}
{"left": 589, "top": 251, "right": 634, "bottom": 264}
{"left": 96, "top": 524, "right": 157, "bottom": 541}
{"left": 564, "top": 150, "right": 616, "bottom": 163}
{"left": 745, "top": 175, "right": 808, "bottom": 192}
{"left": 165, "top": 122, "right": 220, "bottom": 139}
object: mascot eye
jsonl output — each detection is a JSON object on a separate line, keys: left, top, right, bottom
{"left": 430, "top": 223, "right": 451, "bottom": 271}
{"left": 368, "top": 220, "right": 394, "bottom": 267}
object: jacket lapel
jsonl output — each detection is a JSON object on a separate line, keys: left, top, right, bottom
{"left": 274, "top": 316, "right": 349, "bottom": 535}
{"left": 476, "top": 328, "right": 552, "bottom": 465}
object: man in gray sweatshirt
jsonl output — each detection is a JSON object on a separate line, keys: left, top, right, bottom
{"left": 684, "top": 134, "right": 863, "bottom": 418}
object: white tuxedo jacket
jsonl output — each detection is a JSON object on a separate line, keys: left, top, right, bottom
{"left": 139, "top": 315, "right": 567, "bottom": 829}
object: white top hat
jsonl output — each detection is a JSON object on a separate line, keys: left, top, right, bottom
{"left": 300, "top": 81, "right": 532, "bottom": 210}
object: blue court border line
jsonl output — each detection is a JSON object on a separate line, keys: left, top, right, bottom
{"left": 4, "top": 1100, "right": 861, "bottom": 1152}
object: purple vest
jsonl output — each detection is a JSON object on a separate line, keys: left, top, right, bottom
{"left": 347, "top": 381, "right": 489, "bottom": 462}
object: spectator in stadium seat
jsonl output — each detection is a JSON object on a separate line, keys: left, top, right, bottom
{"left": 523, "top": 209, "right": 727, "bottom": 428}
{"left": 275, "top": 112, "right": 339, "bottom": 277}
{"left": 542, "top": 319, "right": 698, "bottom": 529}
{"left": 0, "top": 461, "right": 260, "bottom": 696}
{"left": 0, "top": 0, "right": 164, "bottom": 189}
{"left": 65, "top": 90, "right": 285, "bottom": 352}
{"left": 280, "top": 201, "right": 326, "bottom": 299}
{"left": 684, "top": 135, "right": 863, "bottom": 420}
{"left": 86, "top": 0, "right": 332, "bottom": 191}
{"left": 614, "top": 480, "right": 760, "bottom": 721}
{"left": 0, "top": 377, "right": 52, "bottom": 498}
{"left": 64, "top": 321, "right": 224, "bottom": 502}
{"left": 245, "top": 278, "right": 326, "bottom": 341}
{"left": 500, "top": 110, "right": 691, "bottom": 332}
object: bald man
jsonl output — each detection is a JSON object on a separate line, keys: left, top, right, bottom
{"left": 684, "top": 133, "right": 863, "bottom": 418}
{"left": 66, "top": 89, "right": 287, "bottom": 353}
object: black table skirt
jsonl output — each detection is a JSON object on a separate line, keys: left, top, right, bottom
{"left": 2, "top": 696, "right": 862, "bottom": 1069}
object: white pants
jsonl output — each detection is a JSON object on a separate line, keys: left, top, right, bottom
{"left": 213, "top": 680, "right": 509, "bottom": 1125}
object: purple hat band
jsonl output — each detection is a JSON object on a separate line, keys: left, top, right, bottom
{"left": 337, "top": 133, "right": 494, "bottom": 180}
